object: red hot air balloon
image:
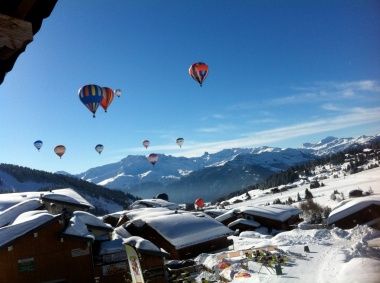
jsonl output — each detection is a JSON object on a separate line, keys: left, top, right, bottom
{"left": 78, "top": 84, "right": 103, "bottom": 117}
{"left": 143, "top": 140, "right": 150, "bottom": 149}
{"left": 54, "top": 145, "right": 66, "bottom": 159}
{"left": 189, "top": 62, "right": 208, "bottom": 87}
{"left": 147, "top": 153, "right": 158, "bottom": 165}
{"left": 194, "top": 198, "right": 205, "bottom": 210}
{"left": 100, "top": 87, "right": 114, "bottom": 112}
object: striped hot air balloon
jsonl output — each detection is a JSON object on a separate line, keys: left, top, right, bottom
{"left": 100, "top": 87, "right": 114, "bottom": 112}
{"left": 189, "top": 62, "right": 208, "bottom": 87}
{"left": 78, "top": 84, "right": 103, "bottom": 117}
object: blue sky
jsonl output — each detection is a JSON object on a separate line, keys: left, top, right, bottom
{"left": 0, "top": 0, "right": 379, "bottom": 174}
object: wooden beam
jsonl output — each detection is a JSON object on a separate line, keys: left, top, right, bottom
{"left": 16, "top": 0, "right": 38, "bottom": 19}
{"left": 0, "top": 13, "right": 33, "bottom": 60}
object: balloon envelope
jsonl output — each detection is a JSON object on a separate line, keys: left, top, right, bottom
{"left": 189, "top": 62, "right": 208, "bottom": 86}
{"left": 147, "top": 153, "right": 158, "bottom": 165}
{"left": 95, "top": 144, "right": 104, "bottom": 154}
{"left": 100, "top": 87, "right": 114, "bottom": 112}
{"left": 143, "top": 140, "right": 150, "bottom": 149}
{"left": 54, "top": 145, "right": 66, "bottom": 158}
{"left": 194, "top": 198, "right": 205, "bottom": 209}
{"left": 78, "top": 84, "right": 103, "bottom": 117}
{"left": 34, "top": 140, "right": 43, "bottom": 151}
{"left": 176, "top": 138, "right": 184, "bottom": 148}
{"left": 115, "top": 89, "right": 122, "bottom": 98}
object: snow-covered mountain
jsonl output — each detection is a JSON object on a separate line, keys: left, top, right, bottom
{"left": 301, "top": 134, "right": 380, "bottom": 155}
{"left": 78, "top": 134, "right": 380, "bottom": 198}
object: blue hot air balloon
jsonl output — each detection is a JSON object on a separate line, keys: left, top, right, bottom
{"left": 34, "top": 140, "right": 43, "bottom": 151}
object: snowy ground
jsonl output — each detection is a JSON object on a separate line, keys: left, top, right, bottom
{"left": 227, "top": 166, "right": 380, "bottom": 210}
{"left": 194, "top": 226, "right": 380, "bottom": 283}
{"left": 192, "top": 167, "right": 380, "bottom": 282}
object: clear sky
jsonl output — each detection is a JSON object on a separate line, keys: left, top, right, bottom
{"left": 0, "top": 0, "right": 379, "bottom": 174}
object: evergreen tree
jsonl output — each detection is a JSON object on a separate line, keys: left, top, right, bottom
{"left": 297, "top": 192, "right": 302, "bottom": 202}
{"left": 305, "top": 188, "right": 313, "bottom": 199}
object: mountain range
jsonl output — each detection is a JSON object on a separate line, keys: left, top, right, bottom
{"left": 77, "top": 134, "right": 380, "bottom": 203}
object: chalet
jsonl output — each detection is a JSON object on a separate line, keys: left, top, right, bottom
{"left": 40, "top": 188, "right": 95, "bottom": 214}
{"left": 124, "top": 212, "right": 233, "bottom": 259}
{"left": 0, "top": 188, "right": 94, "bottom": 214}
{"left": 216, "top": 205, "right": 302, "bottom": 231}
{"left": 327, "top": 196, "right": 380, "bottom": 229}
{"left": 124, "top": 236, "right": 169, "bottom": 282}
{"left": 0, "top": 198, "right": 43, "bottom": 227}
{"left": 94, "top": 239, "right": 129, "bottom": 283}
{"left": 227, "top": 218, "right": 261, "bottom": 232}
{"left": 0, "top": 210, "right": 94, "bottom": 283}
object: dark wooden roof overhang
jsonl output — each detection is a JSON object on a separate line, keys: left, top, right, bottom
{"left": 0, "top": 0, "right": 58, "bottom": 84}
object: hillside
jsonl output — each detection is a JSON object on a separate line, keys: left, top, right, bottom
{"left": 0, "top": 164, "right": 138, "bottom": 215}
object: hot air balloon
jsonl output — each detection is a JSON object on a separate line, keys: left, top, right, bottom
{"left": 33, "top": 140, "right": 43, "bottom": 151}
{"left": 147, "top": 153, "right": 158, "bottom": 165}
{"left": 142, "top": 140, "right": 150, "bottom": 149}
{"left": 100, "top": 87, "right": 114, "bottom": 112}
{"left": 189, "top": 62, "right": 208, "bottom": 87}
{"left": 54, "top": 145, "right": 66, "bottom": 159}
{"left": 78, "top": 84, "right": 103, "bottom": 117}
{"left": 115, "top": 89, "right": 122, "bottom": 98}
{"left": 176, "top": 138, "right": 184, "bottom": 148}
{"left": 194, "top": 198, "right": 205, "bottom": 210}
{"left": 95, "top": 144, "right": 104, "bottom": 154}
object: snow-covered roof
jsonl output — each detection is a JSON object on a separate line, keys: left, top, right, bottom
{"left": 129, "top": 199, "right": 179, "bottom": 210}
{"left": 63, "top": 217, "right": 94, "bottom": 240}
{"left": 228, "top": 218, "right": 260, "bottom": 229}
{"left": 112, "top": 226, "right": 132, "bottom": 240}
{"left": 70, "top": 211, "right": 112, "bottom": 231}
{"left": 40, "top": 188, "right": 94, "bottom": 209}
{"left": 142, "top": 213, "right": 233, "bottom": 249}
{"left": 0, "top": 198, "right": 43, "bottom": 227}
{"left": 99, "top": 238, "right": 124, "bottom": 255}
{"left": 327, "top": 196, "right": 380, "bottom": 225}
{"left": 125, "top": 207, "right": 177, "bottom": 221}
{"left": 215, "top": 209, "right": 238, "bottom": 222}
{"left": 239, "top": 205, "right": 301, "bottom": 222}
{"left": 0, "top": 211, "right": 56, "bottom": 248}
{"left": 123, "top": 236, "right": 168, "bottom": 257}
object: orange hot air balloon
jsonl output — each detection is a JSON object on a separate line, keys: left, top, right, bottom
{"left": 54, "top": 145, "right": 66, "bottom": 159}
{"left": 189, "top": 62, "right": 208, "bottom": 87}
{"left": 194, "top": 198, "right": 205, "bottom": 209}
{"left": 100, "top": 87, "right": 114, "bottom": 112}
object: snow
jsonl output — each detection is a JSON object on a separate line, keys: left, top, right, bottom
{"left": 0, "top": 198, "right": 42, "bottom": 227}
{"left": 143, "top": 213, "right": 233, "bottom": 249}
{"left": 63, "top": 216, "right": 94, "bottom": 240}
{"left": 123, "top": 236, "right": 162, "bottom": 254}
{"left": 40, "top": 188, "right": 94, "bottom": 209}
{"left": 228, "top": 218, "right": 260, "bottom": 229}
{"left": 129, "top": 199, "right": 180, "bottom": 210}
{"left": 239, "top": 205, "right": 301, "bottom": 222}
{"left": 335, "top": 257, "right": 380, "bottom": 283}
{"left": 328, "top": 195, "right": 380, "bottom": 225}
{"left": 99, "top": 238, "right": 124, "bottom": 255}
{"left": 0, "top": 211, "right": 55, "bottom": 248}
{"left": 138, "top": 170, "right": 151, "bottom": 179}
{"left": 97, "top": 172, "right": 125, "bottom": 186}
{"left": 71, "top": 211, "right": 112, "bottom": 230}
{"left": 125, "top": 207, "right": 176, "bottom": 221}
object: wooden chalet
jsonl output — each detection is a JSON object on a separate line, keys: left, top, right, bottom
{"left": 216, "top": 205, "right": 302, "bottom": 231}
{"left": 0, "top": 0, "right": 57, "bottom": 84}
{"left": 124, "top": 211, "right": 233, "bottom": 259}
{"left": 327, "top": 196, "right": 380, "bottom": 229}
{"left": 0, "top": 210, "right": 94, "bottom": 283}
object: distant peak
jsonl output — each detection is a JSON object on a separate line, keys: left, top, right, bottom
{"left": 319, "top": 136, "right": 338, "bottom": 144}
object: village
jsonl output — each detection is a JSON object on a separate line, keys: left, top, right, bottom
{"left": 0, "top": 147, "right": 379, "bottom": 282}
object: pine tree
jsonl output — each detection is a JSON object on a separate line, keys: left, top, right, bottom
{"left": 305, "top": 188, "right": 313, "bottom": 199}
{"left": 297, "top": 192, "right": 302, "bottom": 202}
